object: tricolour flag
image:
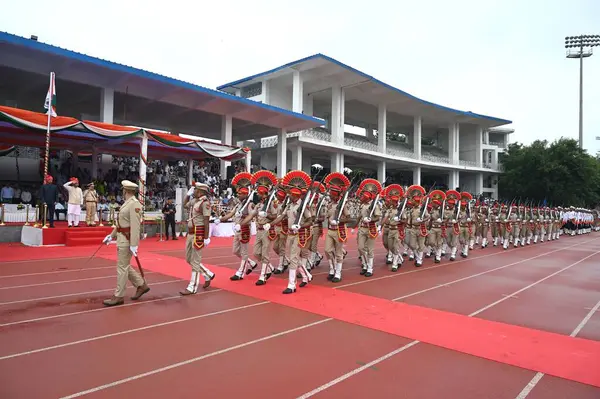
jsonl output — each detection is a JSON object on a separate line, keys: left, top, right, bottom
{"left": 44, "top": 72, "right": 57, "bottom": 117}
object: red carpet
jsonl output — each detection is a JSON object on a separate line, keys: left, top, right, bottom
{"left": 41, "top": 225, "right": 114, "bottom": 246}
{"left": 99, "top": 250, "right": 600, "bottom": 389}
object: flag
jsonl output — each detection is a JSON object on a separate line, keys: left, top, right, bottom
{"left": 44, "top": 72, "right": 57, "bottom": 117}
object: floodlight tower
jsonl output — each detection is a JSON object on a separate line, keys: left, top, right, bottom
{"left": 565, "top": 34, "right": 600, "bottom": 149}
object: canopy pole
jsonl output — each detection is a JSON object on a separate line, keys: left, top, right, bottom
{"left": 188, "top": 159, "right": 194, "bottom": 186}
{"left": 245, "top": 150, "right": 251, "bottom": 173}
{"left": 138, "top": 132, "right": 148, "bottom": 210}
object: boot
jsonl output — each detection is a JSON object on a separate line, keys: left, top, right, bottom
{"left": 332, "top": 263, "right": 343, "bottom": 283}
{"left": 181, "top": 271, "right": 200, "bottom": 295}
{"left": 256, "top": 263, "right": 269, "bottom": 285}
{"left": 131, "top": 283, "right": 150, "bottom": 300}
{"left": 365, "top": 257, "right": 374, "bottom": 277}
{"left": 231, "top": 259, "right": 246, "bottom": 280}
{"left": 103, "top": 296, "right": 124, "bottom": 306}
{"left": 327, "top": 259, "right": 335, "bottom": 281}
{"left": 282, "top": 268, "right": 296, "bottom": 294}
{"left": 202, "top": 269, "right": 215, "bottom": 288}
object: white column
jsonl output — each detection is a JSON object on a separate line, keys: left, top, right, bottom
{"left": 475, "top": 126, "right": 483, "bottom": 167}
{"left": 330, "top": 153, "right": 344, "bottom": 173}
{"left": 291, "top": 145, "right": 303, "bottom": 170}
{"left": 448, "top": 122, "right": 459, "bottom": 164}
{"left": 483, "top": 129, "right": 489, "bottom": 145}
{"left": 234, "top": 88, "right": 242, "bottom": 97}
{"left": 413, "top": 116, "right": 422, "bottom": 159}
{"left": 245, "top": 150, "right": 251, "bottom": 173}
{"left": 492, "top": 149, "right": 499, "bottom": 170}
{"left": 378, "top": 161, "right": 386, "bottom": 183}
{"left": 100, "top": 88, "right": 114, "bottom": 124}
{"left": 448, "top": 170, "right": 459, "bottom": 191}
{"left": 475, "top": 173, "right": 484, "bottom": 196}
{"left": 413, "top": 166, "right": 421, "bottom": 185}
{"left": 138, "top": 132, "right": 148, "bottom": 211}
{"left": 277, "top": 129, "right": 287, "bottom": 177}
{"left": 378, "top": 104, "right": 387, "bottom": 153}
{"left": 188, "top": 160, "right": 194, "bottom": 186}
{"left": 91, "top": 147, "right": 99, "bottom": 179}
{"left": 292, "top": 71, "right": 303, "bottom": 113}
{"left": 220, "top": 115, "right": 233, "bottom": 180}
{"left": 331, "top": 86, "right": 344, "bottom": 145}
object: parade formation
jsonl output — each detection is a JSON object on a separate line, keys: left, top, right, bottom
{"left": 100, "top": 170, "right": 600, "bottom": 305}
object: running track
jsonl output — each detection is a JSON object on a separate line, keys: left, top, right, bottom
{"left": 0, "top": 232, "right": 599, "bottom": 398}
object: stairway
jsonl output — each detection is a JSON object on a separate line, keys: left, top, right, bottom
{"left": 65, "top": 227, "right": 114, "bottom": 246}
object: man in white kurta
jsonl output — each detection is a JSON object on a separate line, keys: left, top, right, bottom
{"left": 63, "top": 177, "right": 83, "bottom": 227}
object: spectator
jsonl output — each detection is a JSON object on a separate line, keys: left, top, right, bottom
{"left": 40, "top": 175, "right": 59, "bottom": 228}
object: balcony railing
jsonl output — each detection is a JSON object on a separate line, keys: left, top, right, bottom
{"left": 246, "top": 129, "right": 504, "bottom": 171}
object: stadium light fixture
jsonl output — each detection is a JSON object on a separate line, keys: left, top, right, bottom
{"left": 565, "top": 34, "right": 600, "bottom": 149}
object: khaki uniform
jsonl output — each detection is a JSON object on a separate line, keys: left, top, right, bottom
{"left": 273, "top": 199, "right": 289, "bottom": 273}
{"left": 183, "top": 195, "right": 214, "bottom": 292}
{"left": 230, "top": 199, "right": 257, "bottom": 279}
{"left": 282, "top": 199, "right": 313, "bottom": 291}
{"left": 457, "top": 208, "right": 473, "bottom": 256}
{"left": 385, "top": 205, "right": 403, "bottom": 270}
{"left": 357, "top": 201, "right": 381, "bottom": 275}
{"left": 444, "top": 207, "right": 460, "bottom": 259}
{"left": 426, "top": 207, "right": 444, "bottom": 262}
{"left": 253, "top": 199, "right": 278, "bottom": 284}
{"left": 407, "top": 205, "right": 430, "bottom": 265}
{"left": 381, "top": 204, "right": 391, "bottom": 262}
{"left": 309, "top": 200, "right": 325, "bottom": 268}
{"left": 83, "top": 189, "right": 98, "bottom": 226}
{"left": 324, "top": 198, "right": 349, "bottom": 281}
{"left": 477, "top": 207, "right": 490, "bottom": 248}
{"left": 109, "top": 195, "right": 145, "bottom": 298}
{"left": 504, "top": 209, "right": 520, "bottom": 249}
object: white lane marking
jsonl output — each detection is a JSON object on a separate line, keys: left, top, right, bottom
{"left": 58, "top": 318, "right": 332, "bottom": 399}
{"left": 515, "top": 297, "right": 600, "bottom": 399}
{"left": 0, "top": 272, "right": 156, "bottom": 290}
{"left": 0, "top": 301, "right": 270, "bottom": 361}
{"left": 295, "top": 246, "right": 600, "bottom": 398}
{"left": 296, "top": 341, "right": 420, "bottom": 399}
{"left": 0, "top": 279, "right": 182, "bottom": 306}
{"left": 393, "top": 241, "right": 593, "bottom": 301}
{"left": 0, "top": 266, "right": 114, "bottom": 279}
{"left": 0, "top": 289, "right": 223, "bottom": 328}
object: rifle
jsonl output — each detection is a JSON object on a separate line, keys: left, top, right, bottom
{"left": 335, "top": 170, "right": 362, "bottom": 223}
{"left": 293, "top": 164, "right": 324, "bottom": 227}
{"left": 367, "top": 176, "right": 391, "bottom": 219}
{"left": 420, "top": 181, "right": 437, "bottom": 219}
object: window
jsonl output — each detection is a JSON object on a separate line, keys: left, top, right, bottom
{"left": 241, "top": 82, "right": 262, "bottom": 98}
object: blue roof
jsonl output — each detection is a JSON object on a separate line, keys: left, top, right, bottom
{"left": 0, "top": 31, "right": 324, "bottom": 130}
{"left": 217, "top": 53, "right": 512, "bottom": 125}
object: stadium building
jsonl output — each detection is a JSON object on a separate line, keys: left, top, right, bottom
{"left": 217, "top": 54, "right": 513, "bottom": 198}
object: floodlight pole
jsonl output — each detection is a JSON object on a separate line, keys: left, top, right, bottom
{"left": 565, "top": 34, "right": 599, "bottom": 150}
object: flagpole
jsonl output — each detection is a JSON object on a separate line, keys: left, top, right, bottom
{"left": 43, "top": 72, "right": 55, "bottom": 179}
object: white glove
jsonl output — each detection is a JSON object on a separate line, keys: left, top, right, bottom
{"left": 393, "top": 216, "right": 400, "bottom": 222}
{"left": 130, "top": 246, "right": 138, "bottom": 256}
{"left": 259, "top": 211, "right": 267, "bottom": 217}
{"left": 102, "top": 234, "right": 112, "bottom": 245}
{"left": 203, "top": 238, "right": 211, "bottom": 246}
{"left": 233, "top": 224, "right": 241, "bottom": 232}
{"left": 263, "top": 223, "right": 271, "bottom": 231}
{"left": 377, "top": 225, "right": 382, "bottom": 233}
{"left": 485, "top": 219, "right": 489, "bottom": 222}
{"left": 213, "top": 218, "right": 221, "bottom": 225}
{"left": 291, "top": 224, "right": 300, "bottom": 231}
{"left": 235, "top": 211, "right": 242, "bottom": 217}
{"left": 452, "top": 219, "right": 457, "bottom": 224}
{"left": 436, "top": 218, "right": 441, "bottom": 223}
{"left": 363, "top": 217, "right": 371, "bottom": 223}
{"left": 495, "top": 217, "right": 499, "bottom": 222}
{"left": 416, "top": 217, "right": 422, "bottom": 223}
{"left": 329, "top": 220, "right": 338, "bottom": 226}
{"left": 187, "top": 187, "right": 195, "bottom": 197}
{"left": 467, "top": 218, "right": 472, "bottom": 222}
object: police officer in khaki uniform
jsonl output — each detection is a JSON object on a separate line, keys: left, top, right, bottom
{"left": 181, "top": 182, "right": 215, "bottom": 295}
{"left": 83, "top": 183, "right": 98, "bottom": 226}
{"left": 322, "top": 172, "right": 351, "bottom": 282}
{"left": 356, "top": 179, "right": 383, "bottom": 277}
{"left": 102, "top": 180, "right": 149, "bottom": 307}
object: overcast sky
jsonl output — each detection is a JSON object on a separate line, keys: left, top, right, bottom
{"left": 1, "top": 0, "right": 598, "bottom": 153}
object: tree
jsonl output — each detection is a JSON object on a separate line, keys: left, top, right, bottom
{"left": 498, "top": 138, "right": 600, "bottom": 207}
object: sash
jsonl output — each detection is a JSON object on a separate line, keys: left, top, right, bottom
{"left": 398, "top": 223, "right": 406, "bottom": 241}
{"left": 281, "top": 219, "right": 289, "bottom": 235}
{"left": 298, "top": 227, "right": 312, "bottom": 248}
{"left": 337, "top": 223, "right": 348, "bottom": 243}
{"left": 453, "top": 223, "right": 460, "bottom": 235}
{"left": 441, "top": 224, "right": 447, "bottom": 238}
{"left": 419, "top": 223, "right": 428, "bottom": 237}
{"left": 505, "top": 222, "right": 512, "bottom": 233}
{"left": 193, "top": 224, "right": 205, "bottom": 250}
{"left": 240, "top": 224, "right": 251, "bottom": 244}
{"left": 368, "top": 221, "right": 378, "bottom": 238}
{"left": 467, "top": 221, "right": 473, "bottom": 235}
{"left": 316, "top": 222, "right": 324, "bottom": 237}
{"left": 268, "top": 225, "right": 278, "bottom": 241}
